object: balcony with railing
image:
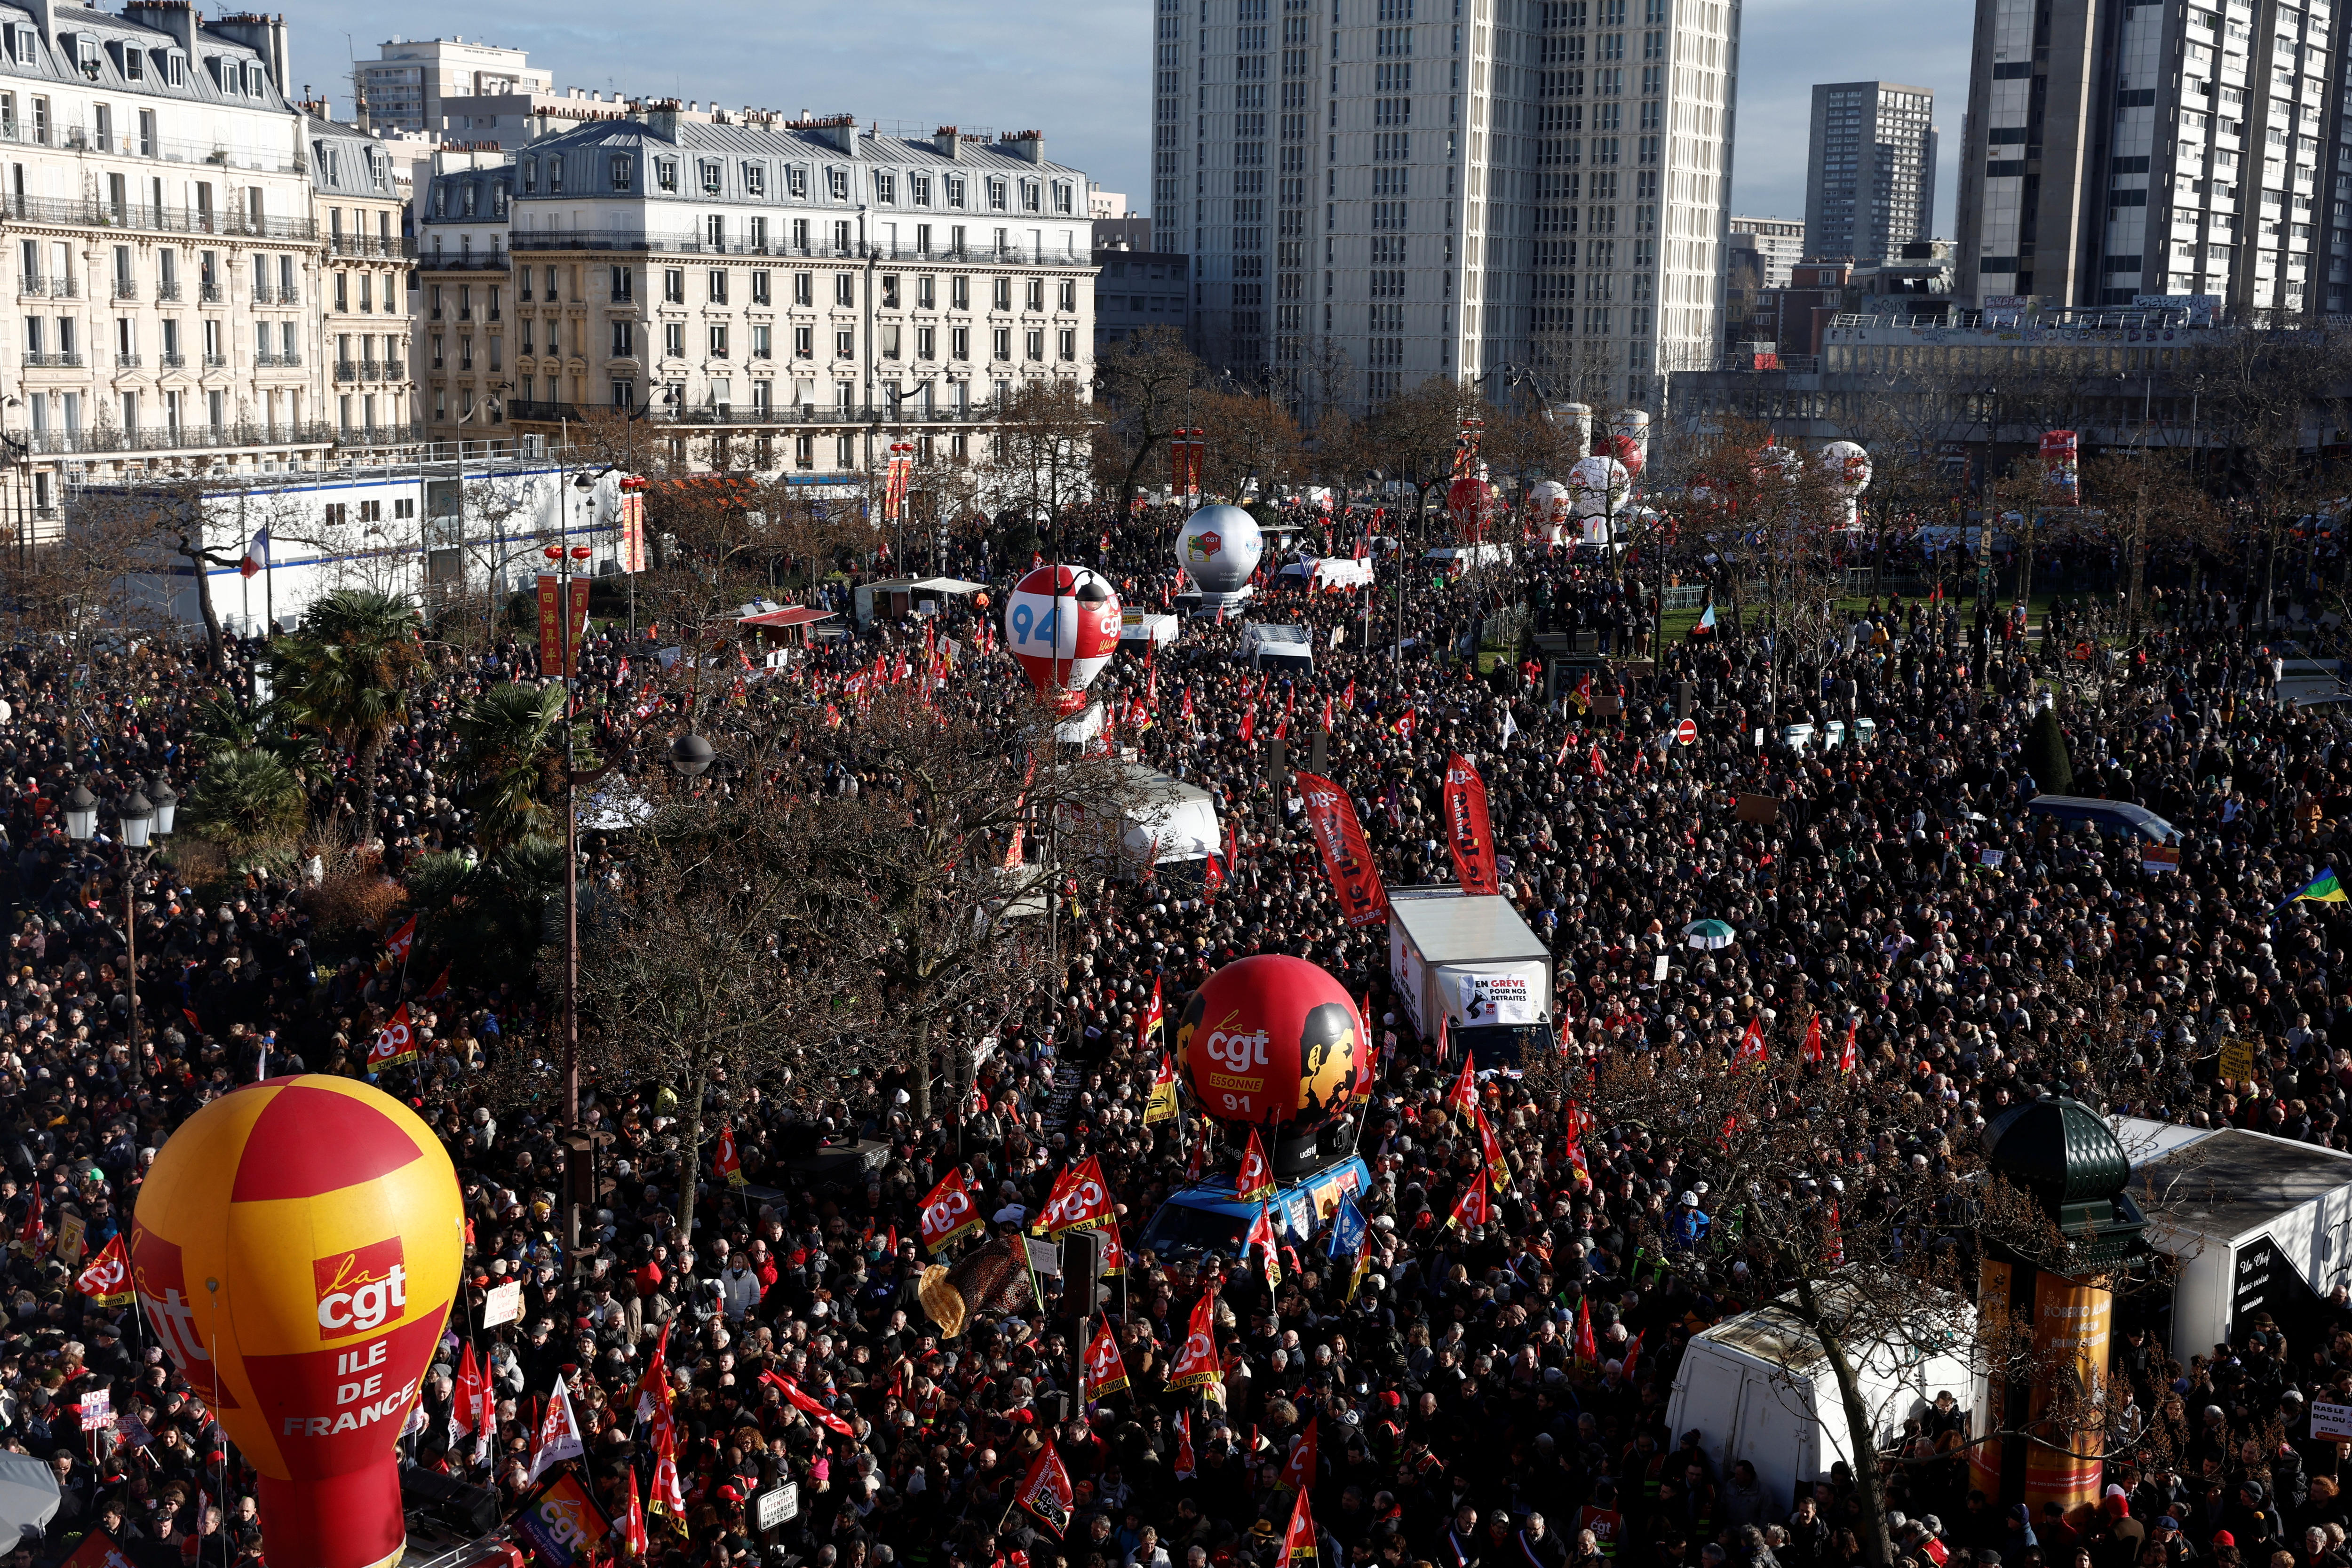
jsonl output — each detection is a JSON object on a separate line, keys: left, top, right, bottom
{"left": 506, "top": 231, "right": 1089, "bottom": 266}
{"left": 0, "top": 192, "right": 318, "bottom": 241}
{"left": 507, "top": 398, "right": 999, "bottom": 426}
{"left": 199, "top": 283, "right": 222, "bottom": 303}
{"left": 256, "top": 352, "right": 302, "bottom": 368}
{"left": 24, "top": 352, "right": 84, "bottom": 368}
{"left": 328, "top": 235, "right": 416, "bottom": 260}
{"left": 158, "top": 352, "right": 184, "bottom": 369}
{"left": 385, "top": 359, "right": 406, "bottom": 381}
{"left": 26, "top": 419, "right": 339, "bottom": 456}
{"left": 202, "top": 353, "right": 228, "bottom": 369}
{"left": 115, "top": 353, "right": 141, "bottom": 367}
{"left": 111, "top": 280, "right": 136, "bottom": 300}
{"left": 48, "top": 278, "right": 79, "bottom": 299}
{"left": 7, "top": 121, "right": 307, "bottom": 175}
{"left": 334, "top": 359, "right": 358, "bottom": 382}
{"left": 157, "top": 281, "right": 181, "bottom": 302}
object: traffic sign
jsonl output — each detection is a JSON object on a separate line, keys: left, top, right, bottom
{"left": 1675, "top": 719, "right": 1698, "bottom": 746}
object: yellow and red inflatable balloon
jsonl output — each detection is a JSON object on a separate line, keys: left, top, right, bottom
{"left": 133, "top": 1076, "right": 463, "bottom": 1568}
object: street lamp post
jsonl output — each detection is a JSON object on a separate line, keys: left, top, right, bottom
{"left": 549, "top": 478, "right": 595, "bottom": 1271}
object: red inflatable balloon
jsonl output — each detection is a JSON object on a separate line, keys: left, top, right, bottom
{"left": 1176, "top": 955, "right": 1366, "bottom": 1133}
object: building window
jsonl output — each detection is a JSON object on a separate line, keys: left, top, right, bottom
{"left": 709, "top": 270, "right": 728, "bottom": 304}
{"left": 946, "top": 175, "right": 966, "bottom": 207}
{"left": 664, "top": 268, "right": 685, "bottom": 303}
{"left": 656, "top": 159, "right": 677, "bottom": 192}
{"left": 1058, "top": 328, "right": 1076, "bottom": 360}
{"left": 795, "top": 326, "right": 813, "bottom": 358}
{"left": 700, "top": 160, "right": 722, "bottom": 195}
{"left": 610, "top": 155, "right": 633, "bottom": 190}
{"left": 993, "top": 327, "right": 1012, "bottom": 359}
{"left": 709, "top": 324, "right": 729, "bottom": 358}
{"left": 828, "top": 167, "right": 849, "bottom": 200}
{"left": 875, "top": 171, "right": 897, "bottom": 204}
{"left": 835, "top": 328, "right": 855, "bottom": 358}
{"left": 744, "top": 162, "right": 766, "bottom": 196}
{"left": 787, "top": 165, "right": 807, "bottom": 197}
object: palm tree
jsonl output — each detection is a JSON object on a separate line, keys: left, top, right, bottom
{"left": 452, "top": 682, "right": 574, "bottom": 850}
{"left": 183, "top": 749, "right": 307, "bottom": 871}
{"left": 186, "top": 694, "right": 328, "bottom": 788}
{"left": 270, "top": 588, "right": 424, "bottom": 849}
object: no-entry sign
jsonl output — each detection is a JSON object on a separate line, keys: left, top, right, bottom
{"left": 1676, "top": 719, "right": 1698, "bottom": 746}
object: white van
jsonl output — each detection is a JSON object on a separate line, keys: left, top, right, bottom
{"left": 1240, "top": 623, "right": 1315, "bottom": 672}
{"left": 1664, "top": 1274, "right": 1977, "bottom": 1514}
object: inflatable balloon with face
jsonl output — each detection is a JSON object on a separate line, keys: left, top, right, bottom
{"left": 1176, "top": 504, "right": 1265, "bottom": 610}
{"left": 132, "top": 1077, "right": 463, "bottom": 1568}
{"left": 1176, "top": 955, "right": 1366, "bottom": 1134}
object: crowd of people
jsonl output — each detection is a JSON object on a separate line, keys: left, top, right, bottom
{"left": 3, "top": 497, "right": 2352, "bottom": 1568}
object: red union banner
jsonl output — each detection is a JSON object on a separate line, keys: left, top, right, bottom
{"left": 1294, "top": 771, "right": 1388, "bottom": 927}
{"left": 1442, "top": 753, "right": 1500, "bottom": 895}
{"left": 917, "top": 1170, "right": 982, "bottom": 1254}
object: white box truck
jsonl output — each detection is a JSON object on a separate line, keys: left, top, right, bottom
{"left": 1387, "top": 887, "right": 1555, "bottom": 1069}
{"left": 1665, "top": 1275, "right": 1979, "bottom": 1515}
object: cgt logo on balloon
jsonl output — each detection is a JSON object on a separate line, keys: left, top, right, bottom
{"left": 314, "top": 1239, "right": 407, "bottom": 1339}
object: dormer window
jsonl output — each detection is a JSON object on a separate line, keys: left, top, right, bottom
{"left": 119, "top": 42, "right": 142, "bottom": 80}
{"left": 1020, "top": 181, "right": 1040, "bottom": 212}
{"left": 1053, "top": 182, "right": 1073, "bottom": 215}
{"left": 610, "top": 154, "right": 633, "bottom": 190}
{"left": 522, "top": 158, "right": 537, "bottom": 194}
{"left": 8, "top": 27, "right": 33, "bottom": 64}
{"left": 74, "top": 38, "right": 98, "bottom": 80}
{"left": 786, "top": 165, "right": 807, "bottom": 198}
{"left": 911, "top": 173, "right": 932, "bottom": 206}
{"left": 874, "top": 170, "right": 896, "bottom": 204}
{"left": 699, "top": 159, "right": 721, "bottom": 195}
{"left": 743, "top": 161, "right": 765, "bottom": 196}
{"left": 827, "top": 167, "right": 849, "bottom": 200}
{"left": 656, "top": 158, "right": 677, "bottom": 192}
{"left": 461, "top": 184, "right": 477, "bottom": 217}
{"left": 164, "top": 53, "right": 184, "bottom": 86}
{"left": 433, "top": 185, "right": 448, "bottom": 218}
{"left": 945, "top": 174, "right": 966, "bottom": 207}
{"left": 493, "top": 182, "right": 508, "bottom": 216}
{"left": 246, "top": 64, "right": 264, "bottom": 95}
{"left": 987, "top": 177, "right": 1007, "bottom": 210}
{"left": 547, "top": 156, "right": 564, "bottom": 193}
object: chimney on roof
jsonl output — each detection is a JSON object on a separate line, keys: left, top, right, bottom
{"left": 933, "top": 126, "right": 961, "bottom": 159}
{"left": 999, "top": 129, "right": 1044, "bottom": 163}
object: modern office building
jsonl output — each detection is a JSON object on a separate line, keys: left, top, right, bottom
{"left": 357, "top": 37, "right": 550, "bottom": 137}
{"left": 1804, "top": 82, "right": 1935, "bottom": 265}
{"left": 1728, "top": 215, "right": 1805, "bottom": 287}
{"left": 1152, "top": 0, "right": 1739, "bottom": 418}
{"left": 1955, "top": 0, "right": 2349, "bottom": 315}
{"left": 1095, "top": 245, "right": 1193, "bottom": 354}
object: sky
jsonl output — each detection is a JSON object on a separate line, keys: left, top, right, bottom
{"left": 288, "top": 0, "right": 1973, "bottom": 240}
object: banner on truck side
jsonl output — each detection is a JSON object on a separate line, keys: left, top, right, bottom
{"left": 1456, "top": 971, "right": 1537, "bottom": 1025}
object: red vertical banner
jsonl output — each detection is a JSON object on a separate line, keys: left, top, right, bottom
{"left": 1441, "top": 753, "right": 1500, "bottom": 894}
{"left": 618, "top": 491, "right": 648, "bottom": 573}
{"left": 539, "top": 576, "right": 591, "bottom": 677}
{"left": 1294, "top": 770, "right": 1388, "bottom": 927}
{"left": 536, "top": 574, "right": 562, "bottom": 673}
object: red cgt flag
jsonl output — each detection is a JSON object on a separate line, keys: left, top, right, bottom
{"left": 1082, "top": 1316, "right": 1130, "bottom": 1401}
{"left": 918, "top": 1170, "right": 983, "bottom": 1254}
{"left": 760, "top": 1371, "right": 857, "bottom": 1438}
{"left": 1017, "top": 1445, "right": 1076, "bottom": 1537}
{"left": 75, "top": 1234, "right": 134, "bottom": 1306}
{"left": 1294, "top": 770, "right": 1388, "bottom": 928}
{"left": 1445, "top": 1173, "right": 1491, "bottom": 1232}
{"left": 366, "top": 1003, "right": 417, "bottom": 1071}
{"left": 1236, "top": 1129, "right": 1276, "bottom": 1204}
{"left": 1280, "top": 1483, "right": 1319, "bottom": 1564}
{"left": 1441, "top": 754, "right": 1501, "bottom": 895}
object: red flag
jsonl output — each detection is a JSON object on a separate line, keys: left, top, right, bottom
{"left": 1236, "top": 1129, "right": 1276, "bottom": 1204}
{"left": 1295, "top": 770, "right": 1388, "bottom": 927}
{"left": 712, "top": 1121, "right": 746, "bottom": 1187}
{"left": 646, "top": 1391, "right": 686, "bottom": 1524}
{"left": 1839, "top": 1017, "right": 1859, "bottom": 1073}
{"left": 1574, "top": 1299, "right": 1598, "bottom": 1364}
{"left": 1083, "top": 1317, "right": 1130, "bottom": 1400}
{"left": 1245, "top": 1203, "right": 1283, "bottom": 1287}
{"left": 761, "top": 1371, "right": 857, "bottom": 1438}
{"left": 1589, "top": 742, "right": 1607, "bottom": 777}
{"left": 1441, "top": 754, "right": 1501, "bottom": 895}
{"left": 1319, "top": 694, "right": 1333, "bottom": 732}
{"left": 1621, "top": 1331, "right": 1644, "bottom": 1378}
{"left": 75, "top": 1235, "right": 134, "bottom": 1305}
{"left": 1203, "top": 851, "right": 1226, "bottom": 900}
{"left": 1166, "top": 1293, "right": 1223, "bottom": 1392}
{"left": 1280, "top": 1480, "right": 1319, "bottom": 1564}
{"left": 1823, "top": 1201, "right": 1845, "bottom": 1267}
{"left": 1472, "top": 1106, "right": 1512, "bottom": 1194}
{"left": 421, "top": 964, "right": 452, "bottom": 1002}
{"left": 1445, "top": 1054, "right": 1478, "bottom": 1122}
{"left": 1174, "top": 1408, "right": 1198, "bottom": 1478}
{"left": 621, "top": 1468, "right": 650, "bottom": 1556}
{"left": 1735, "top": 1016, "right": 1767, "bottom": 1067}
{"left": 451, "top": 1340, "right": 482, "bottom": 1442}
{"left": 1136, "top": 976, "right": 1166, "bottom": 1053}
{"left": 366, "top": 1003, "right": 417, "bottom": 1070}
{"left": 631, "top": 1321, "right": 673, "bottom": 1423}
{"left": 15, "top": 1179, "right": 41, "bottom": 1252}
{"left": 1036, "top": 1155, "right": 1116, "bottom": 1237}
{"left": 1240, "top": 706, "right": 1256, "bottom": 745}
{"left": 384, "top": 915, "right": 417, "bottom": 963}
{"left": 1395, "top": 707, "right": 1416, "bottom": 740}
{"left": 1801, "top": 1013, "right": 1823, "bottom": 1065}
{"left": 1181, "top": 685, "right": 1196, "bottom": 723}
{"left": 61, "top": 1531, "right": 133, "bottom": 1568}
{"left": 1281, "top": 1415, "right": 1319, "bottom": 1496}
{"left": 917, "top": 1170, "right": 983, "bottom": 1254}
{"left": 1445, "top": 1173, "right": 1491, "bottom": 1231}
{"left": 1017, "top": 1445, "right": 1077, "bottom": 1537}
{"left": 1144, "top": 1052, "right": 1180, "bottom": 1125}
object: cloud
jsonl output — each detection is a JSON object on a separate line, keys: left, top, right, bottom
{"left": 1728, "top": 0, "right": 1971, "bottom": 237}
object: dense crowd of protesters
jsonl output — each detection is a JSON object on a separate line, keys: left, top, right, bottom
{"left": 4, "top": 499, "right": 2352, "bottom": 1568}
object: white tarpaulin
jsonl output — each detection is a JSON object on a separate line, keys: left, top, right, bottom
{"left": 1457, "top": 970, "right": 1538, "bottom": 1025}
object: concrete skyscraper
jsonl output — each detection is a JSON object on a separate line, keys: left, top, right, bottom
{"left": 1151, "top": 0, "right": 1740, "bottom": 418}
{"left": 1954, "top": 0, "right": 2352, "bottom": 316}
{"left": 1804, "top": 81, "right": 1937, "bottom": 264}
